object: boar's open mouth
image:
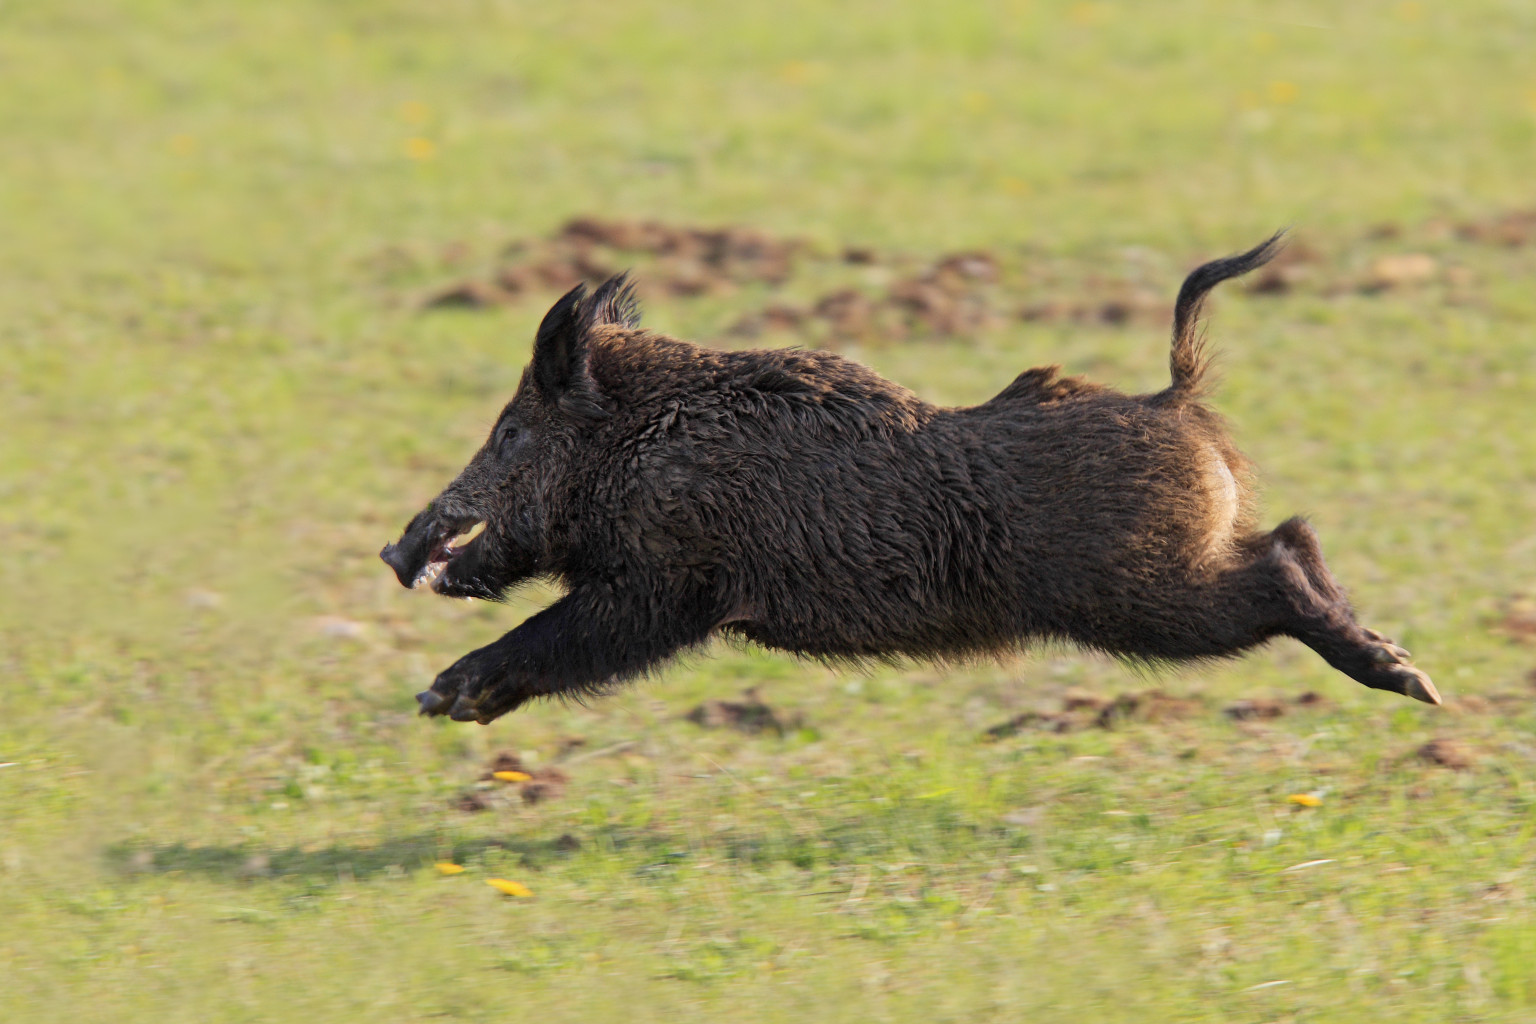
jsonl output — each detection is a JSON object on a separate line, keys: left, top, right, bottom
{"left": 379, "top": 514, "right": 481, "bottom": 589}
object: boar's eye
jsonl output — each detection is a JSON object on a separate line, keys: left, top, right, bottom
{"left": 494, "top": 420, "right": 530, "bottom": 457}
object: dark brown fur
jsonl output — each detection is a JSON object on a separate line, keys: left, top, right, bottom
{"left": 381, "top": 235, "right": 1438, "bottom": 724}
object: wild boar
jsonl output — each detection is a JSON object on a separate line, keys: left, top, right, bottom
{"left": 380, "top": 235, "right": 1437, "bottom": 724}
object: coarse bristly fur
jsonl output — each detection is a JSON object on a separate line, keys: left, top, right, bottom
{"left": 380, "top": 234, "right": 1439, "bottom": 724}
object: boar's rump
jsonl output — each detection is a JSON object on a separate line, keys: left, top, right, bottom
{"left": 381, "top": 234, "right": 1438, "bottom": 725}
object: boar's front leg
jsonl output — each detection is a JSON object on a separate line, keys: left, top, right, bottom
{"left": 417, "top": 586, "right": 716, "bottom": 724}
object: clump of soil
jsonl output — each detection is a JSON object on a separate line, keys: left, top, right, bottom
{"left": 518, "top": 767, "right": 568, "bottom": 805}
{"left": 1093, "top": 689, "right": 1204, "bottom": 729}
{"left": 452, "top": 751, "right": 571, "bottom": 811}
{"left": 1222, "top": 698, "right": 1287, "bottom": 721}
{"left": 983, "top": 709, "right": 1080, "bottom": 738}
{"left": 1457, "top": 209, "right": 1536, "bottom": 247}
{"left": 1360, "top": 253, "right": 1439, "bottom": 293}
{"left": 1416, "top": 738, "right": 1474, "bottom": 771}
{"left": 1223, "top": 691, "right": 1333, "bottom": 721}
{"left": 452, "top": 791, "right": 494, "bottom": 813}
{"left": 984, "top": 687, "right": 1205, "bottom": 738}
{"left": 985, "top": 686, "right": 1340, "bottom": 738}
{"left": 685, "top": 688, "right": 800, "bottom": 735}
{"left": 424, "top": 217, "right": 804, "bottom": 310}
{"left": 418, "top": 210, "right": 1517, "bottom": 346}
{"left": 1246, "top": 240, "right": 1322, "bottom": 295}
{"left": 728, "top": 250, "right": 1009, "bottom": 343}
{"left": 1494, "top": 593, "right": 1536, "bottom": 643}
{"left": 479, "top": 752, "right": 526, "bottom": 779}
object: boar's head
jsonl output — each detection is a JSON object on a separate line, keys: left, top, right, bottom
{"left": 379, "top": 277, "right": 633, "bottom": 600}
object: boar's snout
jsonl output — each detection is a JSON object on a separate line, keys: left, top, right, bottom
{"left": 380, "top": 509, "right": 477, "bottom": 589}
{"left": 379, "top": 537, "right": 424, "bottom": 589}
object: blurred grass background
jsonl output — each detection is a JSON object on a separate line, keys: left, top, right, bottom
{"left": 2, "top": 1, "right": 1535, "bottom": 1020}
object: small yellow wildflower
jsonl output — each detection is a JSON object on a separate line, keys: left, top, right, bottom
{"left": 1267, "top": 80, "right": 1299, "bottom": 105}
{"left": 1068, "top": 3, "right": 1105, "bottom": 25}
{"left": 404, "top": 137, "right": 436, "bottom": 161}
{"left": 435, "top": 862, "right": 466, "bottom": 875}
{"left": 492, "top": 770, "right": 531, "bottom": 783}
{"left": 1287, "top": 793, "right": 1322, "bottom": 808}
{"left": 169, "top": 134, "right": 196, "bottom": 157}
{"left": 779, "top": 60, "right": 815, "bottom": 85}
{"left": 487, "top": 878, "right": 533, "bottom": 898}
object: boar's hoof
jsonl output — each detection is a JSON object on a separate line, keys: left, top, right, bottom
{"left": 1369, "top": 643, "right": 1412, "bottom": 663}
{"left": 1356, "top": 633, "right": 1440, "bottom": 705}
{"left": 448, "top": 697, "right": 482, "bottom": 723}
{"left": 1391, "top": 666, "right": 1441, "bottom": 706}
{"left": 416, "top": 689, "right": 450, "bottom": 715}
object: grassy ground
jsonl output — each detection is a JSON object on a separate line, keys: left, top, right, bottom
{"left": 3, "top": 1, "right": 1536, "bottom": 1020}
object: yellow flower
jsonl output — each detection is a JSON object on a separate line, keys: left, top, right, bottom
{"left": 1267, "top": 80, "right": 1299, "bottom": 105}
{"left": 492, "top": 770, "right": 531, "bottom": 783}
{"left": 404, "top": 137, "right": 436, "bottom": 161}
{"left": 1287, "top": 793, "right": 1322, "bottom": 807}
{"left": 486, "top": 878, "right": 533, "bottom": 898}
{"left": 1068, "top": 3, "right": 1105, "bottom": 25}
{"left": 779, "top": 60, "right": 815, "bottom": 85}
{"left": 435, "top": 862, "right": 466, "bottom": 875}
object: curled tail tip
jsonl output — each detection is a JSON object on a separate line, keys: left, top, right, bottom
{"left": 1167, "top": 230, "right": 1289, "bottom": 398}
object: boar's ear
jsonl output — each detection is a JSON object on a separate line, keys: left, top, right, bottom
{"left": 584, "top": 273, "right": 642, "bottom": 330}
{"left": 531, "top": 282, "right": 611, "bottom": 421}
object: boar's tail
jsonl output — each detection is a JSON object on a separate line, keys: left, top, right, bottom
{"left": 1164, "top": 231, "right": 1286, "bottom": 401}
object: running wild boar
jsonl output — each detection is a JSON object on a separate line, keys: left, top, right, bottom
{"left": 380, "top": 234, "right": 1438, "bottom": 724}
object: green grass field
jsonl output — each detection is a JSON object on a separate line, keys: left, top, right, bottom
{"left": 4, "top": 1, "right": 1536, "bottom": 1020}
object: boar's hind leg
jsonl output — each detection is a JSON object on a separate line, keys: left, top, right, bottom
{"left": 417, "top": 587, "right": 715, "bottom": 724}
{"left": 1215, "top": 517, "right": 1440, "bottom": 705}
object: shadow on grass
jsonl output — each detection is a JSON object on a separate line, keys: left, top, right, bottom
{"left": 104, "top": 803, "right": 1008, "bottom": 884}
{"left": 102, "top": 824, "right": 867, "bottom": 883}
{"left": 104, "top": 832, "right": 597, "bottom": 883}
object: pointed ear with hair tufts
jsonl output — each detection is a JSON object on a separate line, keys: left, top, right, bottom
{"left": 530, "top": 282, "right": 611, "bottom": 421}
{"left": 584, "top": 272, "right": 643, "bottom": 330}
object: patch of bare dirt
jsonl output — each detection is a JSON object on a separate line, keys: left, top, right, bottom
{"left": 452, "top": 751, "right": 572, "bottom": 811}
{"left": 1223, "top": 691, "right": 1333, "bottom": 721}
{"left": 1222, "top": 698, "right": 1287, "bottom": 721}
{"left": 1093, "top": 690, "right": 1204, "bottom": 729}
{"left": 1360, "top": 253, "right": 1440, "bottom": 293}
{"left": 1246, "top": 240, "right": 1323, "bottom": 295}
{"left": 1494, "top": 594, "right": 1536, "bottom": 643}
{"left": 984, "top": 687, "right": 1208, "bottom": 737}
{"left": 1447, "top": 692, "right": 1528, "bottom": 715}
{"left": 479, "top": 751, "right": 526, "bottom": 779}
{"left": 1416, "top": 738, "right": 1475, "bottom": 771}
{"left": 985, "top": 687, "right": 1344, "bottom": 738}
{"left": 728, "top": 250, "right": 1011, "bottom": 343}
{"left": 685, "top": 688, "right": 800, "bottom": 735}
{"left": 1457, "top": 209, "right": 1536, "bottom": 247}
{"left": 424, "top": 217, "right": 804, "bottom": 310}
{"left": 417, "top": 210, "right": 1520, "bottom": 344}
{"left": 518, "top": 767, "right": 568, "bottom": 805}
{"left": 983, "top": 709, "right": 1081, "bottom": 739}
{"left": 452, "top": 790, "right": 494, "bottom": 813}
